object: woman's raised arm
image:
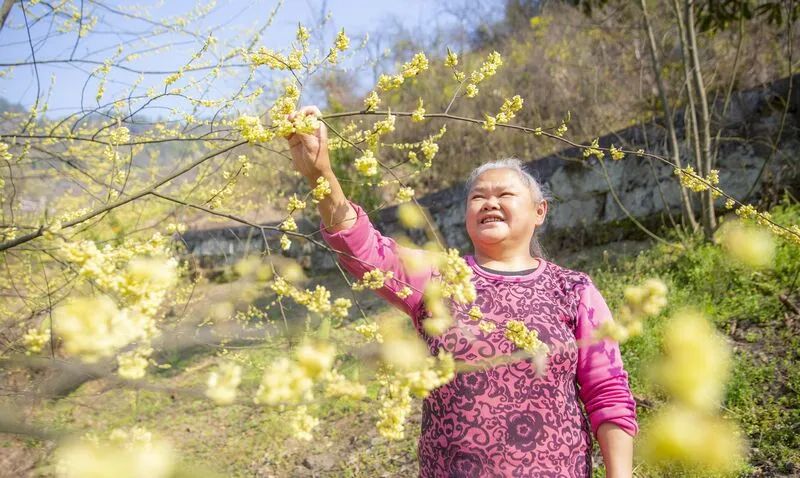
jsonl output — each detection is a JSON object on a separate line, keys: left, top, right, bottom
{"left": 286, "top": 105, "right": 356, "bottom": 233}
{"left": 285, "top": 106, "right": 434, "bottom": 319}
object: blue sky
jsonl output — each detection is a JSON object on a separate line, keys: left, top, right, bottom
{"left": 0, "top": 0, "right": 475, "bottom": 115}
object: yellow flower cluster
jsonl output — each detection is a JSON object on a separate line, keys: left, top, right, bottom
{"left": 396, "top": 286, "right": 413, "bottom": 299}
{"left": 54, "top": 295, "right": 149, "bottom": 363}
{"left": 56, "top": 427, "right": 174, "bottom": 478}
{"left": 108, "top": 125, "right": 130, "bottom": 145}
{"left": 279, "top": 216, "right": 298, "bottom": 232}
{"left": 254, "top": 340, "right": 336, "bottom": 405}
{"left": 422, "top": 281, "right": 453, "bottom": 336}
{"left": 504, "top": 320, "right": 549, "bottom": 356}
{"left": 288, "top": 405, "right": 319, "bottom": 441}
{"left": 483, "top": 95, "right": 524, "bottom": 131}
{"left": 63, "top": 238, "right": 177, "bottom": 315}
{"left": 445, "top": 48, "right": 458, "bottom": 68}
{"left": 412, "top": 98, "right": 426, "bottom": 122}
{"left": 674, "top": 166, "right": 721, "bottom": 197}
{"left": 235, "top": 115, "right": 274, "bottom": 143}
{"left": 0, "top": 141, "right": 11, "bottom": 161}
{"left": 464, "top": 51, "right": 503, "bottom": 99}
{"left": 398, "top": 203, "right": 427, "bottom": 228}
{"left": 376, "top": 350, "right": 455, "bottom": 440}
{"left": 249, "top": 47, "right": 303, "bottom": 70}
{"left": 555, "top": 120, "right": 568, "bottom": 137}
{"left": 355, "top": 321, "right": 383, "bottom": 343}
{"left": 582, "top": 138, "right": 604, "bottom": 160}
{"left": 642, "top": 311, "right": 745, "bottom": 473}
{"left": 354, "top": 150, "right": 378, "bottom": 176}
{"left": 324, "top": 369, "right": 367, "bottom": 399}
{"left": 395, "top": 186, "right": 415, "bottom": 203}
{"left": 377, "top": 74, "right": 404, "bottom": 91}
{"left": 437, "top": 248, "right": 477, "bottom": 304}
{"left": 467, "top": 306, "right": 482, "bottom": 321}
{"left": 311, "top": 176, "right": 332, "bottom": 203}
{"left": 478, "top": 320, "right": 497, "bottom": 333}
{"left": 363, "top": 90, "right": 381, "bottom": 111}
{"left": 117, "top": 347, "right": 151, "bottom": 380}
{"left": 270, "top": 277, "right": 352, "bottom": 319}
{"left": 22, "top": 327, "right": 49, "bottom": 354}
{"left": 280, "top": 234, "right": 291, "bottom": 250}
{"left": 597, "top": 278, "right": 667, "bottom": 342}
{"left": 420, "top": 138, "right": 439, "bottom": 166}
{"left": 402, "top": 52, "right": 429, "bottom": 77}
{"left": 352, "top": 269, "right": 394, "bottom": 291}
{"left": 715, "top": 220, "right": 775, "bottom": 269}
{"left": 376, "top": 375, "right": 412, "bottom": 440}
{"left": 735, "top": 203, "right": 800, "bottom": 246}
{"left": 286, "top": 194, "right": 307, "bottom": 212}
{"left": 609, "top": 144, "right": 625, "bottom": 160}
{"left": 205, "top": 361, "right": 242, "bottom": 405}
{"left": 334, "top": 28, "right": 350, "bottom": 51}
{"left": 376, "top": 52, "right": 429, "bottom": 91}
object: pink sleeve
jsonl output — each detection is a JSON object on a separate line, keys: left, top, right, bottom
{"left": 320, "top": 202, "right": 434, "bottom": 319}
{"left": 575, "top": 280, "right": 639, "bottom": 438}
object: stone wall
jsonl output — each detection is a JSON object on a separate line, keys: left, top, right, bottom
{"left": 181, "top": 75, "right": 800, "bottom": 270}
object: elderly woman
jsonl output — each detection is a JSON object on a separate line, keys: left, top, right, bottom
{"left": 286, "top": 106, "right": 637, "bottom": 478}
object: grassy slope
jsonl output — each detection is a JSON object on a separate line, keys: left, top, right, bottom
{"left": 7, "top": 203, "right": 800, "bottom": 477}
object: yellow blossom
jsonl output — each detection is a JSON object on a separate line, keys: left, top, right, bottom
{"left": 355, "top": 321, "right": 383, "bottom": 343}
{"left": 715, "top": 220, "right": 775, "bottom": 269}
{"left": 445, "top": 48, "right": 458, "bottom": 67}
{"left": 288, "top": 405, "right": 318, "bottom": 441}
{"left": 655, "top": 311, "right": 731, "bottom": 411}
{"left": 352, "top": 269, "right": 394, "bottom": 291}
{"left": 397, "top": 203, "right": 426, "bottom": 228}
{"left": 254, "top": 357, "right": 314, "bottom": 405}
{"left": 325, "top": 370, "right": 367, "bottom": 399}
{"left": 280, "top": 234, "right": 291, "bottom": 251}
{"left": 483, "top": 115, "right": 497, "bottom": 132}
{"left": 478, "top": 320, "right": 496, "bottom": 333}
{"left": 279, "top": 216, "right": 298, "bottom": 232}
{"left": 412, "top": 98, "right": 426, "bottom": 122}
{"left": 555, "top": 121, "right": 568, "bottom": 137}
{"left": 467, "top": 306, "right": 483, "bottom": 321}
{"left": 641, "top": 406, "right": 745, "bottom": 474}
{"left": 54, "top": 295, "right": 149, "bottom": 362}
{"left": 609, "top": 144, "right": 625, "bottom": 160}
{"left": 206, "top": 361, "right": 242, "bottom": 405}
{"left": 117, "top": 347, "right": 151, "bottom": 380}
{"left": 377, "top": 74, "right": 404, "bottom": 91}
{"left": 22, "top": 327, "right": 49, "bottom": 354}
{"left": 334, "top": 28, "right": 350, "bottom": 51}
{"left": 465, "top": 84, "right": 478, "bottom": 98}
{"left": 354, "top": 150, "right": 379, "bottom": 176}
{"left": 396, "top": 286, "right": 413, "bottom": 299}
{"left": 287, "top": 194, "right": 307, "bottom": 212}
{"left": 395, "top": 186, "right": 415, "bottom": 203}
{"left": 295, "top": 340, "right": 336, "bottom": 379}
{"left": 505, "top": 320, "right": 549, "bottom": 356}
{"left": 401, "top": 52, "right": 429, "bottom": 78}
{"left": 364, "top": 90, "right": 381, "bottom": 111}
{"left": 311, "top": 176, "right": 332, "bottom": 203}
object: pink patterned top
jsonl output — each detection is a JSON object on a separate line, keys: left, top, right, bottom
{"left": 321, "top": 203, "right": 638, "bottom": 477}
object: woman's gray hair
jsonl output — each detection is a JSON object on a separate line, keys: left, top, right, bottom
{"left": 465, "top": 158, "right": 550, "bottom": 259}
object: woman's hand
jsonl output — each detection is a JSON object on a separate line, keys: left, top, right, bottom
{"left": 283, "top": 105, "right": 356, "bottom": 233}
{"left": 286, "top": 105, "right": 331, "bottom": 181}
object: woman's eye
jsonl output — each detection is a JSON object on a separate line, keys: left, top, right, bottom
{"left": 501, "top": 192, "right": 514, "bottom": 197}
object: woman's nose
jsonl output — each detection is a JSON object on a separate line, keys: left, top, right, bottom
{"left": 482, "top": 197, "right": 500, "bottom": 210}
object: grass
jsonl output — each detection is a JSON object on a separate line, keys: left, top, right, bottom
{"left": 6, "top": 200, "right": 800, "bottom": 477}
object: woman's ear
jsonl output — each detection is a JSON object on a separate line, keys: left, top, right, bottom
{"left": 534, "top": 199, "right": 548, "bottom": 226}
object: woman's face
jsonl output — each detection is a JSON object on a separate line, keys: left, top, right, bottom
{"left": 465, "top": 168, "right": 547, "bottom": 252}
